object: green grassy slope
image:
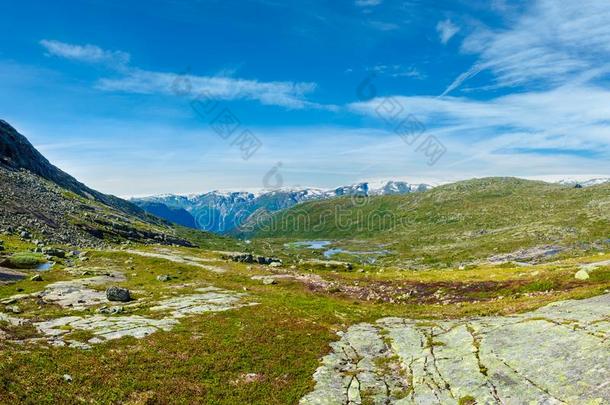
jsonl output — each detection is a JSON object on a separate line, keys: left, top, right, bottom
{"left": 248, "top": 178, "right": 610, "bottom": 265}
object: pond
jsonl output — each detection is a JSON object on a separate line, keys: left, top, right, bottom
{"left": 35, "top": 261, "right": 54, "bottom": 271}
{"left": 286, "top": 240, "right": 390, "bottom": 262}
{"left": 286, "top": 240, "right": 332, "bottom": 250}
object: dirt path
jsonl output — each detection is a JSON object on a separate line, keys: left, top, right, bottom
{"left": 123, "top": 249, "right": 227, "bottom": 273}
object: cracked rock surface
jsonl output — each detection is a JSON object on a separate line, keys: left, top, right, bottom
{"left": 38, "top": 269, "right": 126, "bottom": 310}
{"left": 150, "top": 286, "right": 255, "bottom": 318}
{"left": 18, "top": 285, "right": 255, "bottom": 349}
{"left": 35, "top": 315, "right": 178, "bottom": 348}
{"left": 301, "top": 294, "right": 610, "bottom": 405}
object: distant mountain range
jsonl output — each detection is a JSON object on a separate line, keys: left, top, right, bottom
{"left": 555, "top": 177, "right": 610, "bottom": 187}
{"left": 131, "top": 181, "right": 432, "bottom": 234}
{"left": 132, "top": 176, "right": 610, "bottom": 234}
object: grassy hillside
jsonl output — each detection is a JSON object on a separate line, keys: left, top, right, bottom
{"left": 249, "top": 178, "right": 610, "bottom": 266}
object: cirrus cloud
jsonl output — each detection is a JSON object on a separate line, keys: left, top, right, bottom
{"left": 39, "top": 39, "right": 319, "bottom": 109}
{"left": 40, "top": 39, "right": 130, "bottom": 66}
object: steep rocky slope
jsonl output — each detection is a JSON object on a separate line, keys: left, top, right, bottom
{"left": 0, "top": 120, "right": 141, "bottom": 217}
{"left": 0, "top": 120, "right": 192, "bottom": 247}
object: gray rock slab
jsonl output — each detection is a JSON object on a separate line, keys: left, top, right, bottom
{"left": 35, "top": 315, "right": 178, "bottom": 345}
{"left": 150, "top": 287, "right": 255, "bottom": 318}
{"left": 301, "top": 294, "right": 610, "bottom": 404}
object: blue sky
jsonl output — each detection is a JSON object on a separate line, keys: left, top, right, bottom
{"left": 1, "top": 0, "right": 609, "bottom": 196}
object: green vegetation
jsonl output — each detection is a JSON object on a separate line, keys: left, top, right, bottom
{"left": 3, "top": 252, "right": 46, "bottom": 269}
{"left": 459, "top": 395, "right": 477, "bottom": 405}
{"left": 1, "top": 177, "right": 609, "bottom": 403}
{"left": 0, "top": 233, "right": 608, "bottom": 403}
{"left": 249, "top": 178, "right": 610, "bottom": 266}
{"left": 174, "top": 225, "right": 245, "bottom": 251}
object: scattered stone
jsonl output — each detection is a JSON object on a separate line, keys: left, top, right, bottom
{"left": 0, "top": 312, "right": 26, "bottom": 326}
{"left": 232, "top": 373, "right": 264, "bottom": 385}
{"left": 42, "top": 247, "right": 65, "bottom": 258}
{"left": 96, "top": 306, "right": 124, "bottom": 315}
{"left": 63, "top": 374, "right": 73, "bottom": 383}
{"left": 269, "top": 262, "right": 282, "bottom": 268}
{"left": 7, "top": 305, "right": 21, "bottom": 314}
{"left": 262, "top": 277, "right": 277, "bottom": 285}
{"left": 575, "top": 269, "right": 590, "bottom": 280}
{"left": 106, "top": 287, "right": 131, "bottom": 302}
{"left": 156, "top": 274, "right": 171, "bottom": 282}
{"left": 222, "top": 252, "right": 282, "bottom": 266}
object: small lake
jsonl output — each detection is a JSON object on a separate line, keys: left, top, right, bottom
{"left": 35, "top": 262, "right": 54, "bottom": 271}
{"left": 286, "top": 240, "right": 332, "bottom": 250}
{"left": 286, "top": 240, "right": 390, "bottom": 262}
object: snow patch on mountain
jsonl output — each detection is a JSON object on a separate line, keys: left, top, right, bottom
{"left": 132, "top": 180, "right": 431, "bottom": 234}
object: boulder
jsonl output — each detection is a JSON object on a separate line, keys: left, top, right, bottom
{"left": 262, "top": 277, "right": 277, "bottom": 285}
{"left": 575, "top": 269, "right": 590, "bottom": 280}
{"left": 156, "top": 274, "right": 170, "bottom": 282}
{"left": 7, "top": 305, "right": 21, "bottom": 314}
{"left": 42, "top": 248, "right": 65, "bottom": 258}
{"left": 96, "top": 306, "right": 124, "bottom": 315}
{"left": 30, "top": 274, "right": 43, "bottom": 282}
{"left": 106, "top": 286, "right": 131, "bottom": 302}
{"left": 223, "top": 253, "right": 282, "bottom": 266}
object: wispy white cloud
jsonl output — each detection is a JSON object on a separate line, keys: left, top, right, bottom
{"left": 39, "top": 40, "right": 318, "bottom": 109}
{"left": 40, "top": 39, "right": 130, "bottom": 66}
{"left": 445, "top": 0, "right": 610, "bottom": 94}
{"left": 436, "top": 19, "right": 460, "bottom": 44}
{"left": 97, "top": 69, "right": 319, "bottom": 109}
{"left": 369, "top": 64, "right": 424, "bottom": 79}
{"left": 355, "top": 0, "right": 382, "bottom": 7}
{"left": 349, "top": 83, "right": 610, "bottom": 157}
{"left": 367, "top": 20, "right": 399, "bottom": 31}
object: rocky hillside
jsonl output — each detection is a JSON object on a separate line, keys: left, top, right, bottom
{"left": 132, "top": 181, "right": 431, "bottom": 234}
{"left": 0, "top": 120, "right": 141, "bottom": 217}
{"left": 0, "top": 120, "right": 193, "bottom": 247}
